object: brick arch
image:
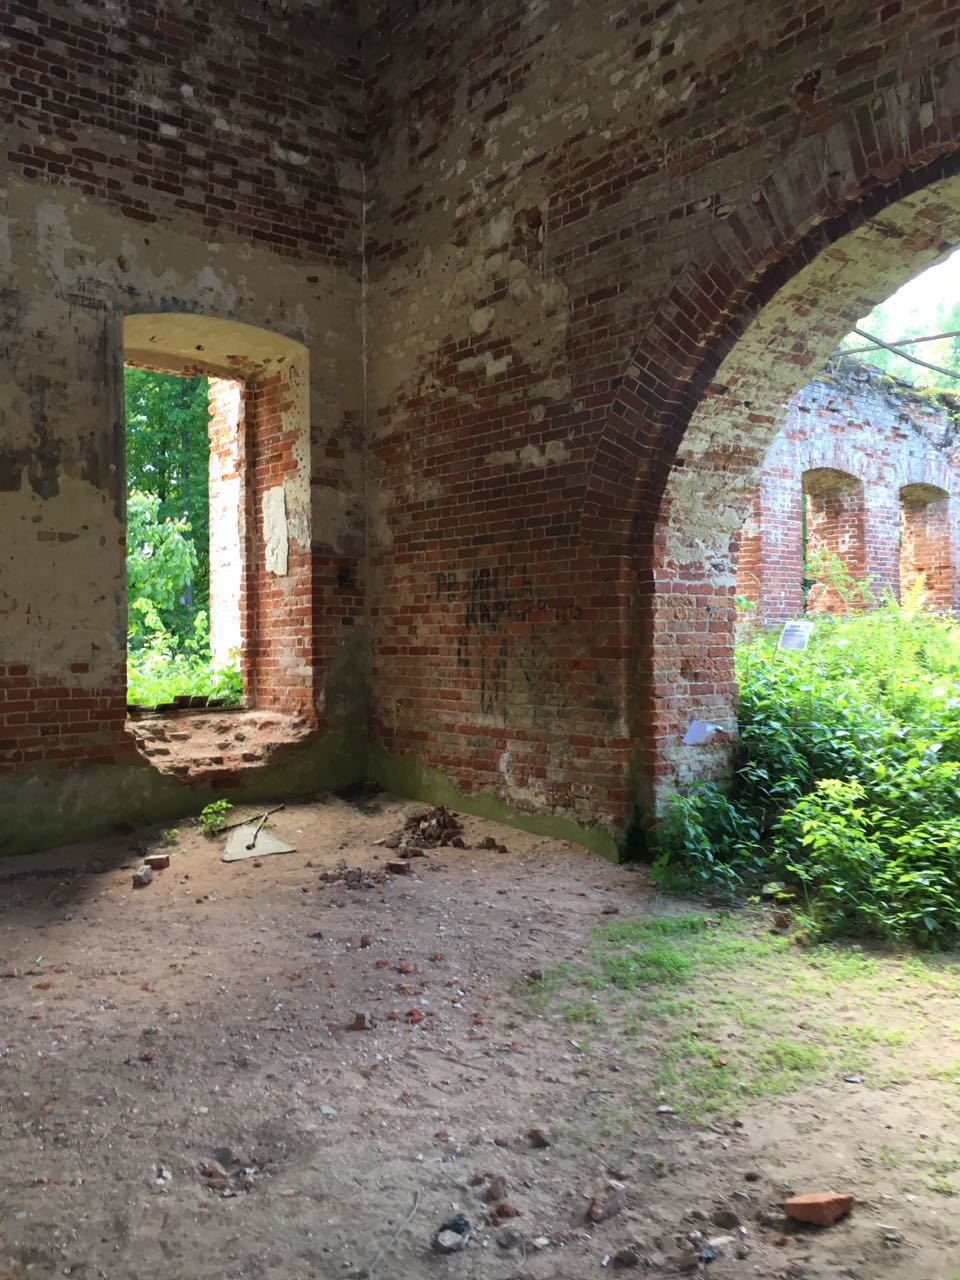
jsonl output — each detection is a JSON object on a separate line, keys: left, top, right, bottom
{"left": 895, "top": 459, "right": 957, "bottom": 497}
{"left": 796, "top": 448, "right": 867, "bottom": 484}
{"left": 580, "top": 84, "right": 960, "bottom": 816}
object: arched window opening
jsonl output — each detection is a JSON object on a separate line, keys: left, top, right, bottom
{"left": 900, "top": 483, "right": 953, "bottom": 610}
{"left": 122, "top": 315, "right": 315, "bottom": 776}
{"left": 801, "top": 468, "right": 866, "bottom": 615}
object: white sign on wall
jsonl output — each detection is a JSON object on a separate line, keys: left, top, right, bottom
{"left": 683, "top": 720, "right": 721, "bottom": 746}
{"left": 778, "top": 620, "right": 814, "bottom": 651}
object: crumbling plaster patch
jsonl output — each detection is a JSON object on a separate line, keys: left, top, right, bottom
{"left": 368, "top": 224, "right": 569, "bottom": 416}
{"left": 0, "top": 474, "right": 120, "bottom": 683}
{"left": 263, "top": 486, "right": 290, "bottom": 576}
{"left": 4, "top": 177, "right": 360, "bottom": 512}
{"left": 485, "top": 438, "right": 571, "bottom": 469}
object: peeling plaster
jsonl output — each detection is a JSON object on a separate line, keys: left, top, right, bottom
{"left": 0, "top": 474, "right": 120, "bottom": 681}
{"left": 485, "top": 437, "right": 570, "bottom": 469}
{"left": 368, "top": 194, "right": 569, "bottom": 414}
{"left": 263, "top": 486, "right": 289, "bottom": 576}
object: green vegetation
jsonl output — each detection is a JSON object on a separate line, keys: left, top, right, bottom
{"left": 128, "top": 607, "right": 243, "bottom": 708}
{"left": 836, "top": 247, "right": 960, "bottom": 394}
{"left": 655, "top": 584, "right": 960, "bottom": 946}
{"left": 124, "top": 370, "right": 241, "bottom": 708}
{"left": 511, "top": 909, "right": 960, "bottom": 1128}
{"left": 199, "top": 799, "right": 234, "bottom": 835}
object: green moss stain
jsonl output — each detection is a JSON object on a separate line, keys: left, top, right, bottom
{"left": 0, "top": 727, "right": 366, "bottom": 856}
{"left": 367, "top": 744, "right": 620, "bottom": 860}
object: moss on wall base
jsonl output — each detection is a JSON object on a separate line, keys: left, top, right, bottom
{"left": 2, "top": 733, "right": 622, "bottom": 860}
{"left": 0, "top": 728, "right": 366, "bottom": 856}
{"left": 367, "top": 744, "right": 621, "bottom": 861}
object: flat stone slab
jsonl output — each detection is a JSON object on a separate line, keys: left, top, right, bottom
{"left": 222, "top": 825, "right": 296, "bottom": 862}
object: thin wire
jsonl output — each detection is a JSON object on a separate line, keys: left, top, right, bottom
{"left": 850, "top": 327, "right": 960, "bottom": 383}
{"left": 842, "top": 327, "right": 960, "bottom": 355}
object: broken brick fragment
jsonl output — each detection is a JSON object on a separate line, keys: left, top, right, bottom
{"left": 783, "top": 1192, "right": 854, "bottom": 1227}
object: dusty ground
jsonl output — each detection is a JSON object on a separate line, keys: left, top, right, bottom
{"left": 1, "top": 790, "right": 959, "bottom": 1280}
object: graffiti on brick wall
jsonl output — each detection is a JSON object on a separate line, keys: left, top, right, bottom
{"left": 436, "top": 564, "right": 580, "bottom": 719}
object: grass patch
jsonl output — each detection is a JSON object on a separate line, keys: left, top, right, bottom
{"left": 511, "top": 908, "right": 960, "bottom": 1124}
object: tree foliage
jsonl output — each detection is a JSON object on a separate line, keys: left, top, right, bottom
{"left": 837, "top": 250, "right": 960, "bottom": 393}
{"left": 126, "top": 490, "right": 197, "bottom": 641}
{"left": 124, "top": 368, "right": 211, "bottom": 634}
{"left": 124, "top": 368, "right": 241, "bottom": 708}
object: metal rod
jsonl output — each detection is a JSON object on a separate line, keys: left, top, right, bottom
{"left": 850, "top": 327, "right": 960, "bottom": 383}
{"left": 842, "top": 327, "right": 960, "bottom": 355}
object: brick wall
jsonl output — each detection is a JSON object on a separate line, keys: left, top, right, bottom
{"left": 0, "top": 1, "right": 366, "bottom": 831}
{"left": 735, "top": 361, "right": 960, "bottom": 621}
{"left": 5, "top": 0, "right": 960, "bottom": 853}
{"left": 1, "top": 0, "right": 364, "bottom": 260}
{"left": 364, "top": 1, "right": 960, "bottom": 835}
{"left": 242, "top": 368, "right": 316, "bottom": 717}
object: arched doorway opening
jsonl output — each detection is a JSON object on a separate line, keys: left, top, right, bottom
{"left": 802, "top": 468, "right": 867, "bottom": 615}
{"left": 613, "top": 158, "right": 960, "bottom": 819}
{"left": 900, "top": 483, "right": 955, "bottom": 609}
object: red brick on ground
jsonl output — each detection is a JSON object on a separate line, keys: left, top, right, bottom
{"left": 784, "top": 1193, "right": 855, "bottom": 1227}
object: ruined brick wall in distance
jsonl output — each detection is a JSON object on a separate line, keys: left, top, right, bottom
{"left": 901, "top": 485, "right": 954, "bottom": 611}
{"left": 735, "top": 362, "right": 960, "bottom": 622}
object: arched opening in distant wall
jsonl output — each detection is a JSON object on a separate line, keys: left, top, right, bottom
{"left": 802, "top": 467, "right": 866, "bottom": 614}
{"left": 900, "top": 483, "right": 954, "bottom": 610}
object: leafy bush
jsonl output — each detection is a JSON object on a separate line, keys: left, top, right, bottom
{"left": 653, "top": 785, "right": 763, "bottom": 897}
{"left": 127, "top": 609, "right": 242, "bottom": 708}
{"left": 199, "top": 799, "right": 233, "bottom": 836}
{"left": 803, "top": 547, "right": 874, "bottom": 613}
{"left": 127, "top": 490, "right": 198, "bottom": 642}
{"left": 126, "top": 489, "right": 242, "bottom": 709}
{"left": 655, "top": 584, "right": 960, "bottom": 945}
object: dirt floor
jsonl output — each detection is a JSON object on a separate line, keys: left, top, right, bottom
{"left": 1, "top": 790, "right": 959, "bottom": 1280}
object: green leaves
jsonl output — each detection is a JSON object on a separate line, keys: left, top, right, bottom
{"left": 657, "top": 599, "right": 960, "bottom": 946}
{"left": 124, "top": 368, "right": 243, "bottom": 709}
{"left": 126, "top": 612, "right": 242, "bottom": 708}
{"left": 125, "top": 369, "right": 211, "bottom": 634}
{"left": 127, "top": 490, "right": 198, "bottom": 634}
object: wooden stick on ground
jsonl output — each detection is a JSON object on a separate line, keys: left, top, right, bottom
{"left": 217, "top": 803, "right": 285, "bottom": 836}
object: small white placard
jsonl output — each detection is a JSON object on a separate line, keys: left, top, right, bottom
{"left": 683, "top": 719, "right": 719, "bottom": 746}
{"left": 778, "top": 620, "right": 814, "bottom": 652}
